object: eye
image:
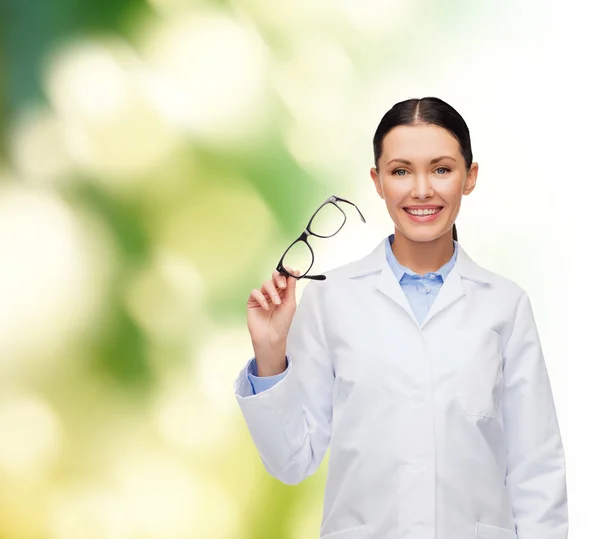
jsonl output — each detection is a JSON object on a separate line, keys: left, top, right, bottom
{"left": 392, "top": 168, "right": 407, "bottom": 176}
{"left": 435, "top": 166, "right": 451, "bottom": 174}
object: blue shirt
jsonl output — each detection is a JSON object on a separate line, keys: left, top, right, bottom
{"left": 246, "top": 234, "right": 459, "bottom": 394}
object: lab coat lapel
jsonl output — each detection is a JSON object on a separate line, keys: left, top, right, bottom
{"left": 347, "top": 237, "right": 491, "bottom": 331}
{"left": 375, "top": 261, "right": 421, "bottom": 327}
{"left": 418, "top": 266, "right": 464, "bottom": 329}
{"left": 374, "top": 260, "right": 465, "bottom": 330}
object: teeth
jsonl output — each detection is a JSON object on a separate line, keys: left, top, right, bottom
{"left": 406, "top": 208, "right": 441, "bottom": 216}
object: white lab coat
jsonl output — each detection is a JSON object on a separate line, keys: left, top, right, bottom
{"left": 233, "top": 237, "right": 568, "bottom": 539}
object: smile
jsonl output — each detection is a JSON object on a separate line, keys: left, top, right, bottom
{"left": 403, "top": 207, "right": 444, "bottom": 222}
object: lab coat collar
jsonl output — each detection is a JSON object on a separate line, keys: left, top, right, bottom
{"left": 345, "top": 236, "right": 491, "bottom": 284}
{"left": 385, "top": 234, "right": 458, "bottom": 283}
{"left": 339, "top": 236, "right": 492, "bottom": 330}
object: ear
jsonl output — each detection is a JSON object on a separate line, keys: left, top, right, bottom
{"left": 370, "top": 167, "right": 384, "bottom": 199}
{"left": 463, "top": 162, "right": 479, "bottom": 196}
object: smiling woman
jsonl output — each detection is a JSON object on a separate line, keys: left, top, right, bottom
{"left": 235, "top": 96, "right": 568, "bottom": 539}
{"left": 370, "top": 98, "right": 478, "bottom": 255}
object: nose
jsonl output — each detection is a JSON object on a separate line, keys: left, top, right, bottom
{"left": 409, "top": 173, "right": 435, "bottom": 199}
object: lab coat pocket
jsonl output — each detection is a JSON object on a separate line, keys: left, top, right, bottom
{"left": 320, "top": 524, "right": 366, "bottom": 539}
{"left": 453, "top": 329, "right": 503, "bottom": 419}
{"left": 475, "top": 521, "right": 517, "bottom": 539}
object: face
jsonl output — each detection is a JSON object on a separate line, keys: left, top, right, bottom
{"left": 370, "top": 123, "right": 478, "bottom": 242}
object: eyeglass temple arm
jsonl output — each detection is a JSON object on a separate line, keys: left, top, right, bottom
{"left": 332, "top": 195, "right": 367, "bottom": 223}
{"left": 276, "top": 263, "right": 327, "bottom": 281}
{"left": 304, "top": 273, "right": 326, "bottom": 280}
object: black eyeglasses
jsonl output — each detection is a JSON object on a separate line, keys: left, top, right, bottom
{"left": 276, "top": 194, "right": 366, "bottom": 281}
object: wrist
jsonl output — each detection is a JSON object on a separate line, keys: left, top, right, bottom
{"left": 252, "top": 345, "right": 287, "bottom": 376}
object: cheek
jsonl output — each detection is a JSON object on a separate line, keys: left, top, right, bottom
{"left": 437, "top": 178, "right": 464, "bottom": 203}
{"left": 380, "top": 179, "right": 407, "bottom": 200}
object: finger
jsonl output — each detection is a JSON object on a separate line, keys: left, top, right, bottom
{"left": 250, "top": 289, "right": 270, "bottom": 310}
{"left": 272, "top": 269, "right": 287, "bottom": 289}
{"left": 285, "top": 268, "right": 299, "bottom": 292}
{"left": 262, "top": 279, "right": 281, "bottom": 305}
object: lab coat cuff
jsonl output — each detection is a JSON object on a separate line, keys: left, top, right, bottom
{"left": 233, "top": 356, "right": 296, "bottom": 402}
{"left": 244, "top": 356, "right": 289, "bottom": 394}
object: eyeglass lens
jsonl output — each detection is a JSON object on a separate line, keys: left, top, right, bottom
{"left": 281, "top": 202, "right": 346, "bottom": 276}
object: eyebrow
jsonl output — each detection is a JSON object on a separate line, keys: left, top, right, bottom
{"left": 386, "top": 156, "right": 457, "bottom": 166}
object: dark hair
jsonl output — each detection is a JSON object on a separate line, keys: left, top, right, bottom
{"left": 373, "top": 97, "right": 474, "bottom": 242}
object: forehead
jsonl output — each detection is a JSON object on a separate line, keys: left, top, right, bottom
{"left": 381, "top": 124, "right": 460, "bottom": 159}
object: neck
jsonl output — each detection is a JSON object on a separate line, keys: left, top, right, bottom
{"left": 391, "top": 229, "right": 455, "bottom": 276}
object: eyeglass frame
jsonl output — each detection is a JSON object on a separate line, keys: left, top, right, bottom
{"left": 275, "top": 194, "right": 366, "bottom": 281}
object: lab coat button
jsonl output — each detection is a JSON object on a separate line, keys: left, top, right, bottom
{"left": 429, "top": 274, "right": 435, "bottom": 279}
{"left": 424, "top": 287, "right": 430, "bottom": 293}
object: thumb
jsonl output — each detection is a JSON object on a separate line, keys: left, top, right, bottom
{"left": 284, "top": 268, "right": 299, "bottom": 302}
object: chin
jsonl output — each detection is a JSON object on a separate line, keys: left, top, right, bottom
{"left": 397, "top": 225, "right": 447, "bottom": 243}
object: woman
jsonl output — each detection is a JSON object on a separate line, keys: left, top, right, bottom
{"left": 234, "top": 97, "right": 568, "bottom": 539}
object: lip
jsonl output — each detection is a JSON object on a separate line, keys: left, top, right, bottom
{"left": 402, "top": 205, "right": 443, "bottom": 210}
{"left": 403, "top": 206, "right": 444, "bottom": 223}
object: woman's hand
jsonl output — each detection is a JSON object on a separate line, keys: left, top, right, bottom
{"left": 247, "top": 268, "right": 301, "bottom": 376}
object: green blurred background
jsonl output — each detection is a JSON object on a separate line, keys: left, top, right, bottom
{"left": 0, "top": 1, "right": 566, "bottom": 538}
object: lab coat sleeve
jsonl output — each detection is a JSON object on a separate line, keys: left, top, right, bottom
{"left": 247, "top": 356, "right": 291, "bottom": 394}
{"left": 502, "top": 290, "right": 568, "bottom": 538}
{"left": 233, "top": 280, "right": 334, "bottom": 485}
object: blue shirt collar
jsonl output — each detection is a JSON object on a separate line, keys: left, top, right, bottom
{"left": 384, "top": 233, "right": 458, "bottom": 283}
